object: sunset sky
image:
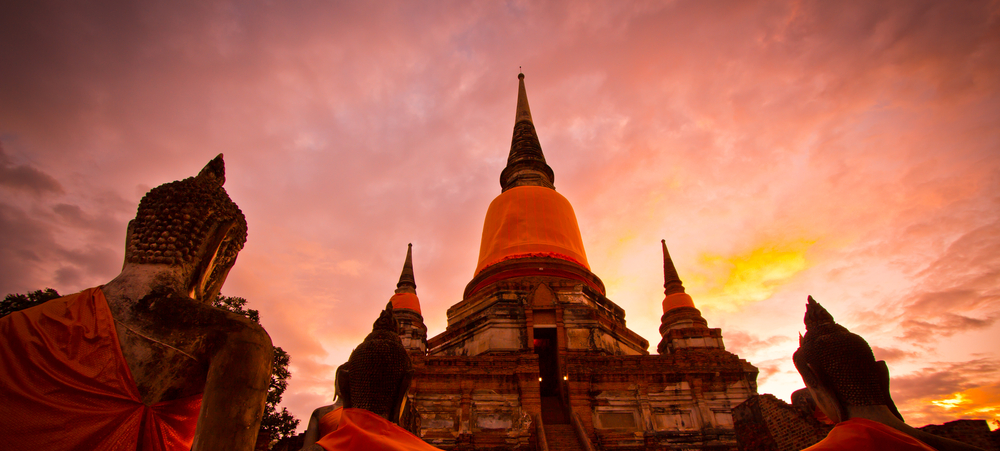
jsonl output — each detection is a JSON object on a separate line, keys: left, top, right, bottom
{"left": 2, "top": 0, "right": 997, "bottom": 431}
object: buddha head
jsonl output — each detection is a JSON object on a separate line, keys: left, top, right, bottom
{"left": 337, "top": 303, "right": 412, "bottom": 423}
{"left": 792, "top": 296, "right": 901, "bottom": 422}
{"left": 123, "top": 154, "right": 248, "bottom": 303}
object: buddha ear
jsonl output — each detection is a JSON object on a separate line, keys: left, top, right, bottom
{"left": 189, "top": 219, "right": 237, "bottom": 302}
{"left": 877, "top": 360, "right": 905, "bottom": 421}
{"left": 390, "top": 368, "right": 413, "bottom": 425}
{"left": 337, "top": 365, "right": 352, "bottom": 409}
{"left": 805, "top": 363, "right": 849, "bottom": 423}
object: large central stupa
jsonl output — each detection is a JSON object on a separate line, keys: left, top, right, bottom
{"left": 388, "top": 74, "right": 759, "bottom": 451}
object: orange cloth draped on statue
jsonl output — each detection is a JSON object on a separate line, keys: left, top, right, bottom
{"left": 476, "top": 185, "right": 590, "bottom": 275}
{"left": 319, "top": 406, "right": 344, "bottom": 436}
{"left": 0, "top": 287, "right": 202, "bottom": 450}
{"left": 315, "top": 408, "right": 444, "bottom": 451}
{"left": 804, "top": 418, "right": 936, "bottom": 451}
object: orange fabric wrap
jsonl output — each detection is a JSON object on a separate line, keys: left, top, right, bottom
{"left": 475, "top": 186, "right": 590, "bottom": 276}
{"left": 389, "top": 293, "right": 421, "bottom": 314}
{"left": 662, "top": 293, "right": 695, "bottom": 313}
{"left": 803, "top": 418, "right": 936, "bottom": 451}
{"left": 319, "top": 407, "right": 344, "bottom": 436}
{"left": 316, "top": 408, "right": 444, "bottom": 451}
{"left": 0, "top": 287, "right": 202, "bottom": 450}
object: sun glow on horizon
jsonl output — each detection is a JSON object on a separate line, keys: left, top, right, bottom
{"left": 931, "top": 393, "right": 970, "bottom": 410}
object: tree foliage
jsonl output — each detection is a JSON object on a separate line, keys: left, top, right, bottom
{"left": 212, "top": 295, "right": 300, "bottom": 444}
{"left": 0, "top": 288, "right": 61, "bottom": 318}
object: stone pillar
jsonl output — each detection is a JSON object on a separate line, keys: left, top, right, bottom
{"left": 460, "top": 379, "right": 474, "bottom": 434}
{"left": 525, "top": 306, "right": 535, "bottom": 351}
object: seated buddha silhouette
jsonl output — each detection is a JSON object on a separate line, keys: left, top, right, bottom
{"left": 302, "top": 303, "right": 442, "bottom": 451}
{"left": 0, "top": 155, "right": 273, "bottom": 450}
{"left": 793, "top": 296, "right": 982, "bottom": 451}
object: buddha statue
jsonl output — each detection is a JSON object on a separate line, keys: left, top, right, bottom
{"left": 793, "top": 296, "right": 982, "bottom": 451}
{"left": 0, "top": 155, "right": 273, "bottom": 451}
{"left": 303, "top": 303, "right": 441, "bottom": 451}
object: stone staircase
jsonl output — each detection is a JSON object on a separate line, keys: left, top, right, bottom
{"left": 541, "top": 396, "right": 584, "bottom": 451}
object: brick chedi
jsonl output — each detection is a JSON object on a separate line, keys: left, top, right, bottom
{"left": 399, "top": 74, "right": 759, "bottom": 450}
{"left": 390, "top": 243, "right": 428, "bottom": 354}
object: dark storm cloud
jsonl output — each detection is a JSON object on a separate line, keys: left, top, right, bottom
{"left": 0, "top": 203, "right": 59, "bottom": 294}
{"left": 0, "top": 201, "right": 121, "bottom": 296}
{"left": 0, "top": 144, "right": 63, "bottom": 195}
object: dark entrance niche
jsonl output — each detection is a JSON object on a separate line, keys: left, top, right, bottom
{"left": 533, "top": 327, "right": 558, "bottom": 396}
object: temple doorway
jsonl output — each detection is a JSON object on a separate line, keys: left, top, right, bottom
{"left": 533, "top": 327, "right": 559, "bottom": 396}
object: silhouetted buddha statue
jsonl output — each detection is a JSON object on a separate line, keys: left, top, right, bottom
{"left": 0, "top": 155, "right": 273, "bottom": 451}
{"left": 793, "top": 296, "right": 982, "bottom": 451}
{"left": 303, "top": 303, "right": 442, "bottom": 451}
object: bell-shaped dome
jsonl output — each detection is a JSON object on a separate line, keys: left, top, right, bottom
{"left": 390, "top": 292, "right": 421, "bottom": 314}
{"left": 475, "top": 185, "right": 590, "bottom": 276}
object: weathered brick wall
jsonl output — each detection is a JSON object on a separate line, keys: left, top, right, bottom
{"left": 733, "top": 395, "right": 778, "bottom": 451}
{"left": 406, "top": 354, "right": 538, "bottom": 450}
{"left": 918, "top": 419, "right": 999, "bottom": 451}
{"left": 733, "top": 394, "right": 831, "bottom": 451}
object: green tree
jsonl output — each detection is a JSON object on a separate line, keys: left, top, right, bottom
{"left": 0, "top": 288, "right": 62, "bottom": 318}
{"left": 212, "top": 295, "right": 300, "bottom": 445}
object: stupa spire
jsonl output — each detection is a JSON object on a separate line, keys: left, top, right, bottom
{"left": 395, "top": 243, "right": 416, "bottom": 294}
{"left": 662, "top": 239, "right": 686, "bottom": 296}
{"left": 658, "top": 240, "right": 717, "bottom": 354}
{"left": 500, "top": 72, "right": 555, "bottom": 192}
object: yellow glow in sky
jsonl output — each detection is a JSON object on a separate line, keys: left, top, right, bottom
{"left": 915, "top": 386, "right": 1000, "bottom": 430}
{"left": 690, "top": 238, "right": 815, "bottom": 311}
{"left": 931, "top": 393, "right": 970, "bottom": 410}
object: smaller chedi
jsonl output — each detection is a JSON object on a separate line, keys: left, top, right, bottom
{"left": 389, "top": 243, "right": 428, "bottom": 354}
{"left": 0, "top": 155, "right": 273, "bottom": 451}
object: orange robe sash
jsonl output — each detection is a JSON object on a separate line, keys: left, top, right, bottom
{"left": 316, "top": 408, "right": 444, "bottom": 451}
{"left": 804, "top": 418, "right": 936, "bottom": 451}
{"left": 0, "top": 287, "right": 202, "bottom": 450}
{"left": 319, "top": 406, "right": 344, "bottom": 436}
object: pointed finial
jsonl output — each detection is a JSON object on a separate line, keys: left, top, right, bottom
{"left": 515, "top": 72, "right": 533, "bottom": 123}
{"left": 500, "top": 73, "right": 555, "bottom": 191}
{"left": 196, "top": 153, "right": 226, "bottom": 187}
{"left": 395, "top": 243, "right": 416, "bottom": 294}
{"left": 662, "top": 239, "right": 685, "bottom": 295}
{"left": 804, "top": 295, "right": 835, "bottom": 331}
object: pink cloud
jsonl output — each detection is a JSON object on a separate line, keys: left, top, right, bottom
{"left": 2, "top": 0, "right": 997, "bottom": 431}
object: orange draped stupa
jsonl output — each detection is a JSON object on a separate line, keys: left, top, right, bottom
{"left": 316, "top": 408, "right": 444, "bottom": 451}
{"left": 804, "top": 418, "right": 936, "bottom": 451}
{"left": 475, "top": 185, "right": 590, "bottom": 275}
{"left": 0, "top": 287, "right": 202, "bottom": 450}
